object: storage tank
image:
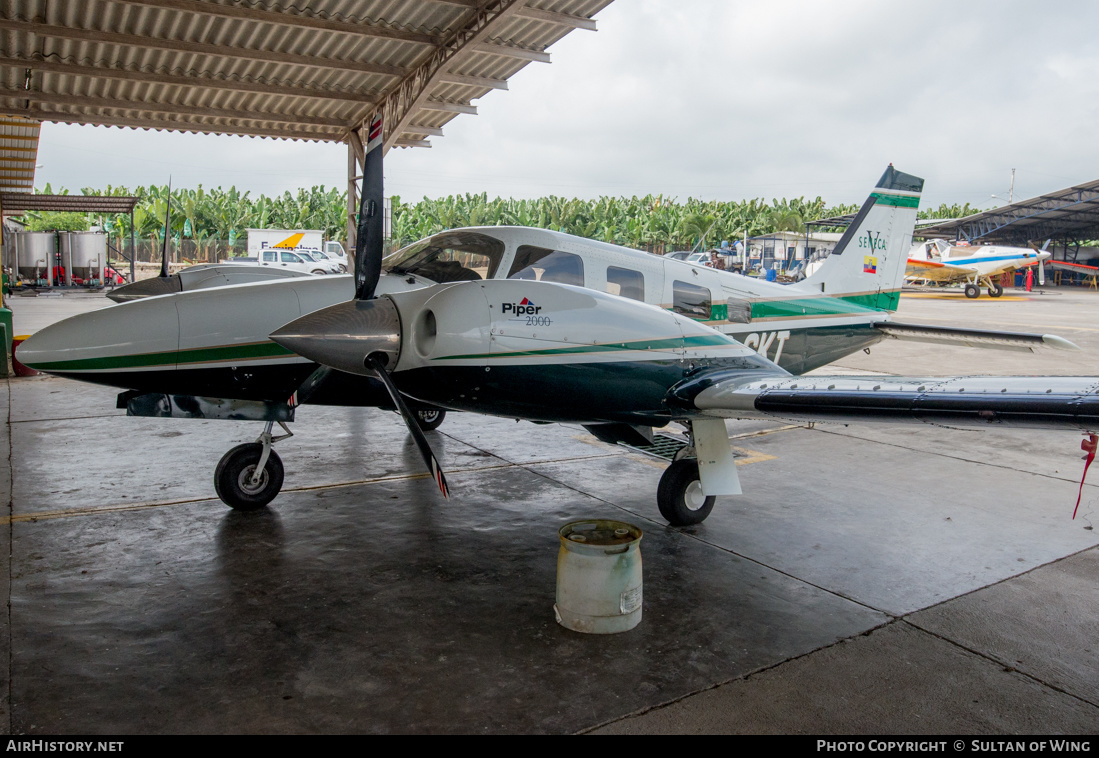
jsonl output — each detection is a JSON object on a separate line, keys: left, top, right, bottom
{"left": 14, "top": 232, "right": 58, "bottom": 285}
{"left": 59, "top": 231, "right": 107, "bottom": 285}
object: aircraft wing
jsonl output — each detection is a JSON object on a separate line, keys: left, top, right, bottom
{"left": 905, "top": 258, "right": 975, "bottom": 282}
{"left": 874, "top": 321, "right": 1080, "bottom": 353}
{"left": 675, "top": 373, "right": 1099, "bottom": 432}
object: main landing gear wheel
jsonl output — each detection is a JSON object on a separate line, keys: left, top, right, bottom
{"left": 415, "top": 408, "right": 446, "bottom": 431}
{"left": 987, "top": 282, "right": 1004, "bottom": 297}
{"left": 964, "top": 283, "right": 980, "bottom": 299}
{"left": 657, "top": 459, "right": 715, "bottom": 526}
{"left": 215, "top": 443, "right": 284, "bottom": 510}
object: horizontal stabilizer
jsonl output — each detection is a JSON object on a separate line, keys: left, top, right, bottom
{"left": 875, "top": 322, "right": 1081, "bottom": 352}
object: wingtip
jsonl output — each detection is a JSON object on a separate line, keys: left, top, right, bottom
{"left": 1042, "top": 334, "right": 1082, "bottom": 351}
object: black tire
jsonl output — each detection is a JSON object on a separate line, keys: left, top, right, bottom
{"left": 413, "top": 406, "right": 443, "bottom": 430}
{"left": 415, "top": 408, "right": 446, "bottom": 431}
{"left": 214, "top": 443, "right": 284, "bottom": 511}
{"left": 964, "top": 283, "right": 980, "bottom": 299}
{"left": 311, "top": 269, "right": 327, "bottom": 276}
{"left": 987, "top": 282, "right": 1004, "bottom": 297}
{"left": 657, "top": 459, "right": 715, "bottom": 526}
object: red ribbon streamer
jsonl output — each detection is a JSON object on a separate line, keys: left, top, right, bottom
{"left": 1074, "top": 434, "right": 1098, "bottom": 519}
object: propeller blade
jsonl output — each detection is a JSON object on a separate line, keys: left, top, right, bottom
{"left": 355, "top": 114, "right": 385, "bottom": 301}
{"left": 287, "top": 365, "right": 332, "bottom": 408}
{"left": 161, "top": 177, "right": 172, "bottom": 278}
{"left": 1039, "top": 259, "right": 1046, "bottom": 286}
{"left": 365, "top": 354, "right": 450, "bottom": 499}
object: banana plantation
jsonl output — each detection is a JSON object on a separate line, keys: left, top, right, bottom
{"left": 18, "top": 183, "right": 980, "bottom": 263}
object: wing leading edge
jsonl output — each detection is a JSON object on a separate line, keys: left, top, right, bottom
{"left": 677, "top": 373, "right": 1099, "bottom": 432}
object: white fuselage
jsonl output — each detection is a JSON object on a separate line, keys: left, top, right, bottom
{"left": 910, "top": 239, "right": 1050, "bottom": 279}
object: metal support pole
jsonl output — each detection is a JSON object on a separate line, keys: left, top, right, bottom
{"left": 346, "top": 129, "right": 365, "bottom": 276}
{"left": 129, "top": 209, "right": 135, "bottom": 283}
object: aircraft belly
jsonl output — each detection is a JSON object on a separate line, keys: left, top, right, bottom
{"left": 393, "top": 355, "right": 766, "bottom": 424}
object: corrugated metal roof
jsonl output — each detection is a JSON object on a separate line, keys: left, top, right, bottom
{"left": 917, "top": 180, "right": 1099, "bottom": 245}
{"left": 0, "top": 115, "right": 40, "bottom": 192}
{"left": 0, "top": 0, "right": 614, "bottom": 160}
{"left": 0, "top": 192, "right": 139, "bottom": 214}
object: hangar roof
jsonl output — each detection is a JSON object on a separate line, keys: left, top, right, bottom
{"left": 0, "top": 192, "right": 139, "bottom": 215}
{"left": 916, "top": 179, "right": 1099, "bottom": 245}
{"left": 0, "top": 0, "right": 613, "bottom": 188}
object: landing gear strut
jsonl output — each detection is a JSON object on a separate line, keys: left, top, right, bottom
{"left": 214, "top": 421, "right": 292, "bottom": 510}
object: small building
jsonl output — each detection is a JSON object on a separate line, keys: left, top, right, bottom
{"left": 744, "top": 231, "right": 843, "bottom": 273}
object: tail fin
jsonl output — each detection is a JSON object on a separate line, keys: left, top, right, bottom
{"left": 798, "top": 165, "right": 923, "bottom": 312}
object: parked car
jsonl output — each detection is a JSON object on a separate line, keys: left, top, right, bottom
{"left": 299, "top": 251, "right": 342, "bottom": 275}
{"left": 221, "top": 249, "right": 331, "bottom": 275}
{"left": 664, "top": 250, "right": 693, "bottom": 261}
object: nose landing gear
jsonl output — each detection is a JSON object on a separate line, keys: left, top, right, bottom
{"left": 214, "top": 421, "right": 293, "bottom": 510}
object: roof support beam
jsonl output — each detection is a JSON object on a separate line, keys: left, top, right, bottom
{"left": 419, "top": 101, "right": 477, "bottom": 115}
{"left": 117, "top": 0, "right": 439, "bottom": 46}
{"left": 0, "top": 88, "right": 353, "bottom": 129}
{"left": 393, "top": 139, "right": 432, "bottom": 148}
{"left": 367, "top": 0, "right": 531, "bottom": 153}
{"left": 402, "top": 125, "right": 444, "bottom": 137}
{"left": 513, "top": 7, "right": 598, "bottom": 31}
{"left": 1, "top": 56, "right": 376, "bottom": 104}
{"left": 0, "top": 18, "right": 407, "bottom": 78}
{"left": 472, "top": 42, "right": 551, "bottom": 63}
{"left": 435, "top": 72, "right": 509, "bottom": 91}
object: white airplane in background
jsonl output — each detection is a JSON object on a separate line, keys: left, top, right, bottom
{"left": 906, "top": 239, "right": 1051, "bottom": 298}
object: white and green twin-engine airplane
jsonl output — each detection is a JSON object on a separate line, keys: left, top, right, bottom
{"left": 19, "top": 130, "right": 1099, "bottom": 524}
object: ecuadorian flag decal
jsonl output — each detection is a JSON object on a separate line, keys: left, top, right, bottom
{"left": 863, "top": 256, "right": 878, "bottom": 274}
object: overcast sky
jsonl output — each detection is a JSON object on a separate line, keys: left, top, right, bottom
{"left": 32, "top": 0, "right": 1099, "bottom": 210}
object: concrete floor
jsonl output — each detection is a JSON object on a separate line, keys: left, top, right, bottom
{"left": 2, "top": 285, "right": 1098, "bottom": 734}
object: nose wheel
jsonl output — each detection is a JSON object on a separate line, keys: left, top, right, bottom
{"left": 657, "top": 458, "right": 715, "bottom": 526}
{"left": 214, "top": 421, "right": 292, "bottom": 510}
{"left": 415, "top": 408, "right": 446, "bottom": 431}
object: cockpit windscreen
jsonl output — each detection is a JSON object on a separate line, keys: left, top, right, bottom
{"left": 384, "top": 231, "right": 506, "bottom": 283}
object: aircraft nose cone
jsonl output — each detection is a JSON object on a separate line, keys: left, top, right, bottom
{"left": 270, "top": 297, "right": 401, "bottom": 376}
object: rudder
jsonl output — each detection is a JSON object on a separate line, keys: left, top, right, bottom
{"left": 799, "top": 165, "right": 923, "bottom": 312}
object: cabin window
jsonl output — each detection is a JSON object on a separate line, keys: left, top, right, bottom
{"left": 281, "top": 252, "right": 301, "bottom": 263}
{"left": 384, "top": 231, "right": 506, "bottom": 283}
{"left": 508, "top": 247, "right": 584, "bottom": 286}
{"left": 606, "top": 266, "right": 645, "bottom": 301}
{"left": 726, "top": 298, "right": 752, "bottom": 324}
{"left": 672, "top": 280, "right": 712, "bottom": 320}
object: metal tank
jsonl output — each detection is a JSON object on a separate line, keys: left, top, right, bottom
{"left": 59, "top": 231, "right": 107, "bottom": 285}
{"left": 14, "top": 232, "right": 58, "bottom": 285}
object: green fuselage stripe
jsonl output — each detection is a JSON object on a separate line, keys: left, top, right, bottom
{"left": 747, "top": 290, "right": 899, "bottom": 321}
{"left": 434, "top": 333, "right": 737, "bottom": 361}
{"left": 29, "top": 341, "right": 295, "bottom": 372}
{"left": 871, "top": 192, "right": 920, "bottom": 208}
